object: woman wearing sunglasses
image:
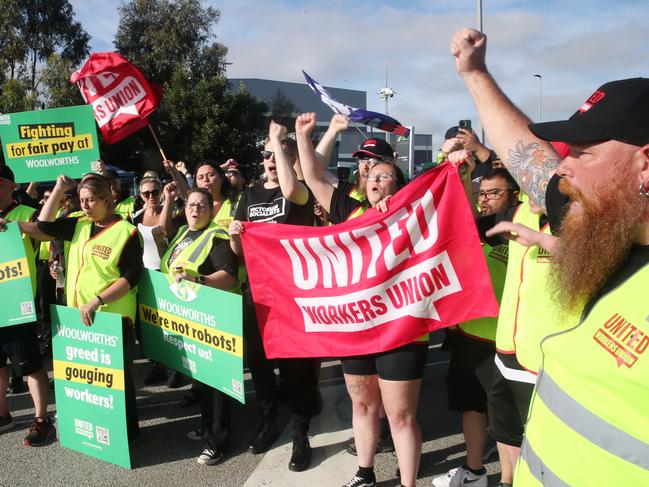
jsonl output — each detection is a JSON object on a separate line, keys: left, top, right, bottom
{"left": 229, "top": 121, "right": 321, "bottom": 473}
{"left": 132, "top": 176, "right": 165, "bottom": 271}
{"left": 159, "top": 187, "right": 239, "bottom": 466}
{"left": 296, "top": 112, "right": 424, "bottom": 487}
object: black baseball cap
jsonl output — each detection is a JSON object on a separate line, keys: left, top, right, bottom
{"left": 444, "top": 126, "right": 461, "bottom": 140}
{"left": 0, "top": 165, "right": 15, "bottom": 183}
{"left": 352, "top": 138, "right": 394, "bottom": 160}
{"left": 529, "top": 77, "right": 649, "bottom": 147}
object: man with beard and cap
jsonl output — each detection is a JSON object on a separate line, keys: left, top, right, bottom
{"left": 452, "top": 27, "right": 649, "bottom": 486}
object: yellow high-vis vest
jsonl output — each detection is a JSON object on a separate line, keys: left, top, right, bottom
{"left": 65, "top": 217, "right": 139, "bottom": 323}
{"left": 160, "top": 222, "right": 239, "bottom": 294}
{"left": 458, "top": 243, "right": 508, "bottom": 341}
{"left": 495, "top": 196, "right": 537, "bottom": 355}
{"left": 516, "top": 263, "right": 649, "bottom": 486}
{"left": 5, "top": 203, "right": 37, "bottom": 296}
{"left": 213, "top": 196, "right": 239, "bottom": 233}
{"left": 114, "top": 196, "right": 136, "bottom": 220}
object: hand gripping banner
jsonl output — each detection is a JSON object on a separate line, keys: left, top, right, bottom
{"left": 241, "top": 163, "right": 499, "bottom": 358}
{"left": 71, "top": 52, "right": 161, "bottom": 144}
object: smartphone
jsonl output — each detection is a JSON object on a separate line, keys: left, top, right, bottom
{"left": 459, "top": 119, "right": 472, "bottom": 130}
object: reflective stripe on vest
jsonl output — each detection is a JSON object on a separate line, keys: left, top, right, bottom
{"left": 5, "top": 204, "right": 37, "bottom": 296}
{"left": 534, "top": 372, "right": 649, "bottom": 470}
{"left": 517, "top": 262, "right": 649, "bottom": 486}
{"left": 66, "top": 217, "right": 138, "bottom": 323}
{"left": 519, "top": 439, "right": 571, "bottom": 487}
{"left": 160, "top": 223, "right": 238, "bottom": 293}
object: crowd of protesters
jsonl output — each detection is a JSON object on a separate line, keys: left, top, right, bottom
{"left": 2, "top": 26, "right": 649, "bottom": 487}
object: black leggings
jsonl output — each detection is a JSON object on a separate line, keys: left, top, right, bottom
{"left": 243, "top": 292, "right": 321, "bottom": 433}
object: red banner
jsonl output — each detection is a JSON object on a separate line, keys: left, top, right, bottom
{"left": 241, "top": 163, "right": 499, "bottom": 359}
{"left": 71, "top": 52, "right": 161, "bottom": 144}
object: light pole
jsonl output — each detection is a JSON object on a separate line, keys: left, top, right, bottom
{"left": 533, "top": 74, "right": 543, "bottom": 122}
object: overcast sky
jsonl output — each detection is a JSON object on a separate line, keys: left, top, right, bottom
{"left": 71, "top": 0, "right": 649, "bottom": 144}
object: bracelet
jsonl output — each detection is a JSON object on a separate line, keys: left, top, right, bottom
{"left": 196, "top": 275, "right": 206, "bottom": 284}
{"left": 96, "top": 294, "right": 105, "bottom": 306}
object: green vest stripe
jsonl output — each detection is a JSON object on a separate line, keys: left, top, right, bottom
{"left": 187, "top": 229, "right": 223, "bottom": 262}
{"left": 520, "top": 439, "right": 571, "bottom": 487}
{"left": 535, "top": 372, "right": 649, "bottom": 469}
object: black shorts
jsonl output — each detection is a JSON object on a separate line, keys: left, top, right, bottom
{"left": 487, "top": 354, "right": 535, "bottom": 447}
{"left": 444, "top": 330, "right": 495, "bottom": 413}
{"left": 0, "top": 323, "right": 43, "bottom": 377}
{"left": 341, "top": 343, "right": 428, "bottom": 381}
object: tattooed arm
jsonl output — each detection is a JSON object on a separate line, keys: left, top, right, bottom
{"left": 451, "top": 28, "right": 560, "bottom": 212}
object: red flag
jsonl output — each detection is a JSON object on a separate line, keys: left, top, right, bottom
{"left": 71, "top": 52, "right": 161, "bottom": 144}
{"left": 241, "top": 163, "right": 499, "bottom": 359}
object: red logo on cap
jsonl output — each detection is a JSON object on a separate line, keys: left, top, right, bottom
{"left": 578, "top": 90, "right": 605, "bottom": 113}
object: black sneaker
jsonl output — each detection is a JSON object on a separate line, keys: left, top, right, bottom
{"left": 342, "top": 473, "right": 376, "bottom": 487}
{"left": 288, "top": 433, "right": 311, "bottom": 472}
{"left": 179, "top": 389, "right": 201, "bottom": 407}
{"left": 0, "top": 413, "right": 15, "bottom": 432}
{"left": 345, "top": 434, "right": 395, "bottom": 456}
{"left": 197, "top": 447, "right": 225, "bottom": 466}
{"left": 248, "top": 422, "right": 277, "bottom": 454}
{"left": 143, "top": 363, "right": 168, "bottom": 386}
{"left": 23, "top": 417, "right": 55, "bottom": 446}
{"left": 166, "top": 370, "right": 188, "bottom": 389}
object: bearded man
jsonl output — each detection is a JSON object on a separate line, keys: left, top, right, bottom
{"left": 453, "top": 27, "right": 649, "bottom": 486}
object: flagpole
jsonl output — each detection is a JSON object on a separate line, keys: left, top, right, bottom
{"left": 147, "top": 123, "right": 167, "bottom": 161}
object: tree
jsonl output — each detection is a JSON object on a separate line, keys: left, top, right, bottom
{"left": 0, "top": 0, "right": 89, "bottom": 108}
{"left": 109, "top": 0, "right": 268, "bottom": 176}
{"left": 114, "top": 0, "right": 227, "bottom": 84}
{"left": 39, "top": 53, "right": 84, "bottom": 108}
{"left": 0, "top": 79, "right": 38, "bottom": 113}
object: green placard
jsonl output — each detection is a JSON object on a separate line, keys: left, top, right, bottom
{"left": 138, "top": 269, "right": 245, "bottom": 403}
{"left": 0, "top": 222, "right": 36, "bottom": 327}
{"left": 0, "top": 105, "right": 99, "bottom": 183}
{"left": 51, "top": 305, "right": 131, "bottom": 469}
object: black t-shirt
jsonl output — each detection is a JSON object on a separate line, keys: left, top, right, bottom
{"left": 234, "top": 181, "right": 314, "bottom": 226}
{"left": 37, "top": 216, "right": 143, "bottom": 288}
{"left": 166, "top": 228, "right": 237, "bottom": 278}
{"left": 329, "top": 186, "right": 365, "bottom": 224}
{"left": 476, "top": 202, "right": 522, "bottom": 246}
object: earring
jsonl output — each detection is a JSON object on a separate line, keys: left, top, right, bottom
{"left": 639, "top": 181, "right": 649, "bottom": 198}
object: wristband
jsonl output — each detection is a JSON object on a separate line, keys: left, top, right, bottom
{"left": 96, "top": 294, "right": 105, "bottom": 306}
{"left": 196, "top": 275, "right": 206, "bottom": 284}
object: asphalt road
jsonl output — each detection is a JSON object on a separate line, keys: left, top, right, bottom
{"left": 1, "top": 334, "right": 502, "bottom": 486}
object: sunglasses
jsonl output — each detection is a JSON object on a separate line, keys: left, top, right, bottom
{"left": 141, "top": 190, "right": 160, "bottom": 198}
{"left": 261, "top": 150, "right": 274, "bottom": 159}
{"left": 225, "top": 170, "right": 241, "bottom": 177}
